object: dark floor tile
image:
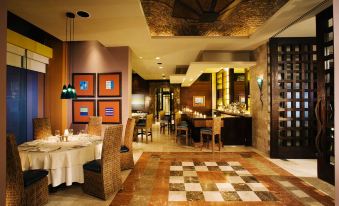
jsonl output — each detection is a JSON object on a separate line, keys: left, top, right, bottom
{"left": 171, "top": 161, "right": 182, "bottom": 166}
{"left": 232, "top": 166, "right": 244, "bottom": 171}
{"left": 241, "top": 176, "right": 259, "bottom": 183}
{"left": 169, "top": 183, "right": 185, "bottom": 191}
{"left": 184, "top": 176, "right": 199, "bottom": 183}
{"left": 232, "top": 183, "right": 251, "bottom": 191}
{"left": 207, "top": 166, "right": 221, "bottom": 171}
{"left": 223, "top": 171, "right": 238, "bottom": 176}
{"left": 216, "top": 162, "right": 229, "bottom": 166}
{"left": 193, "top": 162, "right": 205, "bottom": 166}
{"left": 220, "top": 191, "right": 241, "bottom": 201}
{"left": 183, "top": 166, "right": 195, "bottom": 171}
{"left": 186, "top": 191, "right": 205, "bottom": 201}
{"left": 200, "top": 183, "right": 219, "bottom": 191}
{"left": 170, "top": 171, "right": 183, "bottom": 176}
{"left": 255, "top": 191, "right": 278, "bottom": 201}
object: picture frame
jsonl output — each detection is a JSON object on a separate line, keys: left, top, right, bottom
{"left": 193, "top": 96, "right": 205, "bottom": 107}
{"left": 97, "top": 99, "right": 122, "bottom": 124}
{"left": 72, "top": 73, "right": 96, "bottom": 97}
{"left": 98, "top": 72, "right": 122, "bottom": 97}
{"left": 72, "top": 100, "right": 96, "bottom": 124}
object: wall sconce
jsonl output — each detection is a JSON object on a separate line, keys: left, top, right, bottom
{"left": 256, "top": 76, "right": 264, "bottom": 109}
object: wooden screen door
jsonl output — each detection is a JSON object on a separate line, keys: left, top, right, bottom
{"left": 316, "top": 6, "right": 334, "bottom": 185}
{"left": 270, "top": 38, "right": 317, "bottom": 159}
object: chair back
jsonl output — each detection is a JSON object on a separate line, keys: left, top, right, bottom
{"left": 124, "top": 118, "right": 136, "bottom": 149}
{"left": 159, "top": 111, "right": 165, "bottom": 121}
{"left": 6, "top": 134, "right": 24, "bottom": 206}
{"left": 33, "top": 118, "right": 52, "bottom": 140}
{"left": 101, "top": 125, "right": 123, "bottom": 186}
{"left": 174, "top": 112, "right": 181, "bottom": 127}
{"left": 145, "top": 114, "right": 153, "bottom": 129}
{"left": 212, "top": 117, "right": 222, "bottom": 135}
{"left": 87, "top": 116, "right": 102, "bottom": 136}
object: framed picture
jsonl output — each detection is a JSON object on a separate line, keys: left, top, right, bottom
{"left": 98, "top": 73, "right": 122, "bottom": 97}
{"left": 193, "top": 96, "right": 205, "bottom": 107}
{"left": 97, "top": 100, "right": 122, "bottom": 124}
{"left": 72, "top": 73, "right": 96, "bottom": 97}
{"left": 72, "top": 100, "right": 96, "bottom": 124}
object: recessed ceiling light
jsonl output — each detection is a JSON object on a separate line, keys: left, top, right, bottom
{"left": 155, "top": 57, "right": 160, "bottom": 60}
{"left": 190, "top": 78, "right": 193, "bottom": 81}
{"left": 77, "top": 11, "right": 90, "bottom": 18}
{"left": 159, "top": 66, "right": 163, "bottom": 69}
{"left": 162, "top": 77, "right": 166, "bottom": 79}
{"left": 139, "top": 56, "right": 143, "bottom": 59}
{"left": 162, "top": 73, "right": 165, "bottom": 75}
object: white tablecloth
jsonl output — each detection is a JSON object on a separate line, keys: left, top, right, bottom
{"left": 18, "top": 135, "right": 103, "bottom": 187}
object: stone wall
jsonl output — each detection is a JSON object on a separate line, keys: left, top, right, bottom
{"left": 250, "top": 43, "right": 270, "bottom": 155}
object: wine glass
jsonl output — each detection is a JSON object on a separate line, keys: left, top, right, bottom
{"left": 69, "top": 129, "right": 74, "bottom": 136}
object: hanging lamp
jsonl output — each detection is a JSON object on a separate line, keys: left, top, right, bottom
{"left": 60, "top": 12, "right": 77, "bottom": 99}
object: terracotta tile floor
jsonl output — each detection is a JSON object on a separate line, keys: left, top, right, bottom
{"left": 111, "top": 152, "right": 334, "bottom": 206}
{"left": 46, "top": 123, "right": 335, "bottom": 206}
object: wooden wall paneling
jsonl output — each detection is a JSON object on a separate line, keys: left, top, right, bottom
{"left": 229, "top": 69, "right": 235, "bottom": 102}
{"left": 180, "top": 75, "right": 212, "bottom": 114}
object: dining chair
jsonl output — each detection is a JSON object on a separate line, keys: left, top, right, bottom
{"left": 82, "top": 125, "right": 123, "bottom": 200}
{"left": 87, "top": 116, "right": 102, "bottom": 136}
{"left": 135, "top": 114, "right": 153, "bottom": 143}
{"left": 159, "top": 111, "right": 169, "bottom": 134}
{"left": 175, "top": 112, "right": 189, "bottom": 145}
{"left": 33, "top": 118, "right": 52, "bottom": 140}
{"left": 200, "top": 117, "right": 222, "bottom": 152}
{"left": 120, "top": 118, "right": 136, "bottom": 170}
{"left": 6, "top": 134, "right": 49, "bottom": 206}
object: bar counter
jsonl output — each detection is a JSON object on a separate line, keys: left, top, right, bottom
{"left": 183, "top": 113, "right": 252, "bottom": 146}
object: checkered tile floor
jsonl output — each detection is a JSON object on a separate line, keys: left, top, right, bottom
{"left": 168, "top": 161, "right": 277, "bottom": 202}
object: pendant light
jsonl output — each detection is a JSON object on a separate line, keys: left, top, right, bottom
{"left": 60, "top": 12, "right": 77, "bottom": 99}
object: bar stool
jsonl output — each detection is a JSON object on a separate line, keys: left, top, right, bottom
{"left": 200, "top": 117, "right": 222, "bottom": 152}
{"left": 135, "top": 114, "right": 153, "bottom": 143}
{"left": 175, "top": 113, "right": 189, "bottom": 145}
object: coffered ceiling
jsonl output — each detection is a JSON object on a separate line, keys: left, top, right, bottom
{"left": 141, "top": 0, "right": 288, "bottom": 37}
{"left": 7, "top": 0, "right": 327, "bottom": 80}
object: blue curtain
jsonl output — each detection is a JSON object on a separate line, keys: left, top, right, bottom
{"left": 6, "top": 66, "right": 41, "bottom": 144}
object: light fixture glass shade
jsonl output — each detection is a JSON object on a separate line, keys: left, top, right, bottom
{"left": 60, "top": 85, "right": 68, "bottom": 99}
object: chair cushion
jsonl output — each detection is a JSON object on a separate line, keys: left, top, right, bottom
{"left": 83, "top": 159, "right": 101, "bottom": 173}
{"left": 136, "top": 119, "right": 146, "bottom": 127}
{"left": 23, "top": 169, "right": 48, "bottom": 187}
{"left": 120, "top": 145, "right": 130, "bottom": 153}
{"left": 177, "top": 125, "right": 188, "bottom": 129}
{"left": 180, "top": 121, "right": 188, "bottom": 126}
{"left": 200, "top": 128, "right": 212, "bottom": 134}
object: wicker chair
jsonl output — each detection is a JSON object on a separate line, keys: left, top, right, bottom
{"left": 120, "top": 118, "right": 136, "bottom": 170}
{"left": 135, "top": 114, "right": 153, "bottom": 143}
{"left": 82, "top": 125, "right": 123, "bottom": 200}
{"left": 175, "top": 112, "right": 189, "bottom": 145}
{"left": 6, "top": 134, "right": 49, "bottom": 206}
{"left": 87, "top": 116, "right": 102, "bottom": 136}
{"left": 200, "top": 117, "right": 222, "bottom": 152}
{"left": 33, "top": 118, "right": 52, "bottom": 140}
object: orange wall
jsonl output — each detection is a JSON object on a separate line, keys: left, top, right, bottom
{"left": 0, "top": 1, "right": 7, "bottom": 205}
{"left": 45, "top": 41, "right": 68, "bottom": 133}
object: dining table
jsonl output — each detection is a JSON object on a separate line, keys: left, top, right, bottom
{"left": 18, "top": 134, "right": 103, "bottom": 187}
